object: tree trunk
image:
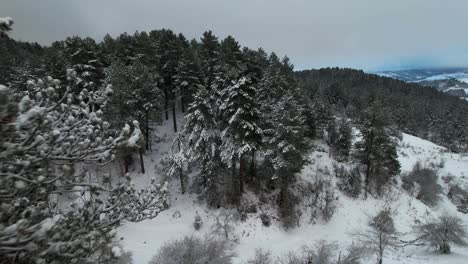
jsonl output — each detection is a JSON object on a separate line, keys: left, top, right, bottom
{"left": 139, "top": 148, "right": 145, "bottom": 174}
{"left": 239, "top": 155, "right": 244, "bottom": 194}
{"left": 164, "top": 86, "right": 169, "bottom": 120}
{"left": 124, "top": 155, "right": 130, "bottom": 174}
{"left": 231, "top": 157, "right": 238, "bottom": 203}
{"left": 181, "top": 86, "right": 185, "bottom": 113}
{"left": 172, "top": 100, "right": 177, "bottom": 132}
{"left": 179, "top": 168, "right": 185, "bottom": 194}
{"left": 250, "top": 150, "right": 256, "bottom": 182}
{"left": 177, "top": 139, "right": 185, "bottom": 194}
{"left": 145, "top": 109, "right": 150, "bottom": 150}
{"left": 202, "top": 159, "right": 207, "bottom": 188}
{"left": 364, "top": 129, "right": 375, "bottom": 199}
{"left": 364, "top": 164, "right": 370, "bottom": 199}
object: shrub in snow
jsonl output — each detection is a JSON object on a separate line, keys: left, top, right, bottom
{"left": 193, "top": 211, "right": 203, "bottom": 230}
{"left": 108, "top": 244, "right": 133, "bottom": 264}
{"left": 337, "top": 244, "right": 366, "bottom": 264}
{"left": 149, "top": 236, "right": 234, "bottom": 264}
{"left": 246, "top": 248, "right": 273, "bottom": 264}
{"left": 306, "top": 179, "right": 336, "bottom": 222}
{"left": 301, "top": 240, "right": 337, "bottom": 264}
{"left": 414, "top": 214, "right": 467, "bottom": 254}
{"left": 447, "top": 185, "right": 468, "bottom": 214}
{"left": 0, "top": 72, "right": 169, "bottom": 263}
{"left": 259, "top": 212, "right": 271, "bottom": 227}
{"left": 336, "top": 166, "right": 362, "bottom": 198}
{"left": 402, "top": 162, "right": 442, "bottom": 206}
{"left": 237, "top": 200, "right": 258, "bottom": 222}
{"left": 263, "top": 242, "right": 365, "bottom": 264}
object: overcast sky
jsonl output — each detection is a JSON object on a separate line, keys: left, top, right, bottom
{"left": 3, "top": 0, "right": 468, "bottom": 71}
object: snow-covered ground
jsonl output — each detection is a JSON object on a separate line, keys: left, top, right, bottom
{"left": 117, "top": 117, "right": 468, "bottom": 264}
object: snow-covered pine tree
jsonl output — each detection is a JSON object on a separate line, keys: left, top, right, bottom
{"left": 105, "top": 60, "right": 161, "bottom": 171}
{"left": 0, "top": 70, "right": 168, "bottom": 263}
{"left": 165, "top": 134, "right": 188, "bottom": 194}
{"left": 0, "top": 17, "right": 13, "bottom": 38}
{"left": 173, "top": 35, "right": 201, "bottom": 113}
{"left": 198, "top": 31, "right": 221, "bottom": 89}
{"left": 182, "top": 85, "right": 223, "bottom": 207}
{"left": 354, "top": 104, "right": 401, "bottom": 198}
{"left": 219, "top": 76, "right": 262, "bottom": 202}
{"left": 265, "top": 91, "right": 309, "bottom": 228}
{"left": 335, "top": 119, "right": 353, "bottom": 161}
{"left": 156, "top": 29, "right": 181, "bottom": 125}
{"left": 63, "top": 36, "right": 106, "bottom": 91}
{"left": 220, "top": 35, "right": 244, "bottom": 75}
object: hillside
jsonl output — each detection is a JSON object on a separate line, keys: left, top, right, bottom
{"left": 375, "top": 67, "right": 468, "bottom": 83}
{"left": 296, "top": 68, "right": 468, "bottom": 151}
{"left": 117, "top": 115, "right": 468, "bottom": 264}
{"left": 418, "top": 79, "right": 468, "bottom": 99}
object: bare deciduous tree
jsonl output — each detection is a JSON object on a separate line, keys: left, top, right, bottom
{"left": 352, "top": 209, "right": 399, "bottom": 264}
{"left": 212, "top": 211, "right": 236, "bottom": 240}
{"left": 414, "top": 214, "right": 467, "bottom": 254}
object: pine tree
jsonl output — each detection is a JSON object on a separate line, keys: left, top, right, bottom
{"left": 156, "top": 29, "right": 181, "bottom": 126}
{"left": 183, "top": 85, "right": 223, "bottom": 207}
{"left": 0, "top": 71, "right": 168, "bottom": 263}
{"left": 335, "top": 119, "right": 353, "bottom": 161}
{"left": 219, "top": 76, "right": 262, "bottom": 201}
{"left": 198, "top": 31, "right": 221, "bottom": 89}
{"left": 174, "top": 36, "right": 201, "bottom": 113}
{"left": 354, "top": 105, "right": 401, "bottom": 198}
{"left": 264, "top": 92, "right": 309, "bottom": 228}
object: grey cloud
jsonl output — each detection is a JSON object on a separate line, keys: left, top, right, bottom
{"left": 2, "top": 0, "right": 468, "bottom": 70}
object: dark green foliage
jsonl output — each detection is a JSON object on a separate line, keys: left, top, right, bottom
{"left": 336, "top": 119, "right": 353, "bottom": 161}
{"left": 354, "top": 104, "right": 400, "bottom": 198}
{"left": 260, "top": 213, "right": 271, "bottom": 227}
{"left": 278, "top": 187, "right": 300, "bottom": 229}
{"left": 297, "top": 68, "right": 468, "bottom": 151}
{"left": 336, "top": 166, "right": 362, "bottom": 198}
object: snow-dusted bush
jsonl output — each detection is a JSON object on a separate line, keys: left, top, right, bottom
{"left": 106, "top": 244, "right": 133, "bottom": 264}
{"left": 246, "top": 248, "right": 273, "bottom": 264}
{"left": 301, "top": 240, "right": 336, "bottom": 264}
{"left": 253, "top": 242, "right": 365, "bottom": 264}
{"left": 305, "top": 179, "right": 336, "bottom": 222}
{"left": 402, "top": 162, "right": 442, "bottom": 206}
{"left": 260, "top": 212, "right": 271, "bottom": 227}
{"left": 337, "top": 244, "right": 366, "bottom": 264}
{"left": 193, "top": 211, "right": 203, "bottom": 230}
{"left": 414, "top": 214, "right": 467, "bottom": 254}
{"left": 149, "top": 236, "right": 234, "bottom": 264}
{"left": 447, "top": 185, "right": 468, "bottom": 214}
{"left": 0, "top": 72, "right": 168, "bottom": 263}
{"left": 336, "top": 166, "right": 362, "bottom": 198}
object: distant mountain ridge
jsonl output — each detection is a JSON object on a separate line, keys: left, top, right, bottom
{"left": 375, "top": 67, "right": 468, "bottom": 99}
{"left": 375, "top": 67, "right": 468, "bottom": 82}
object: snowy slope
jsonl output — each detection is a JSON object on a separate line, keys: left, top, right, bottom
{"left": 117, "top": 117, "right": 468, "bottom": 264}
